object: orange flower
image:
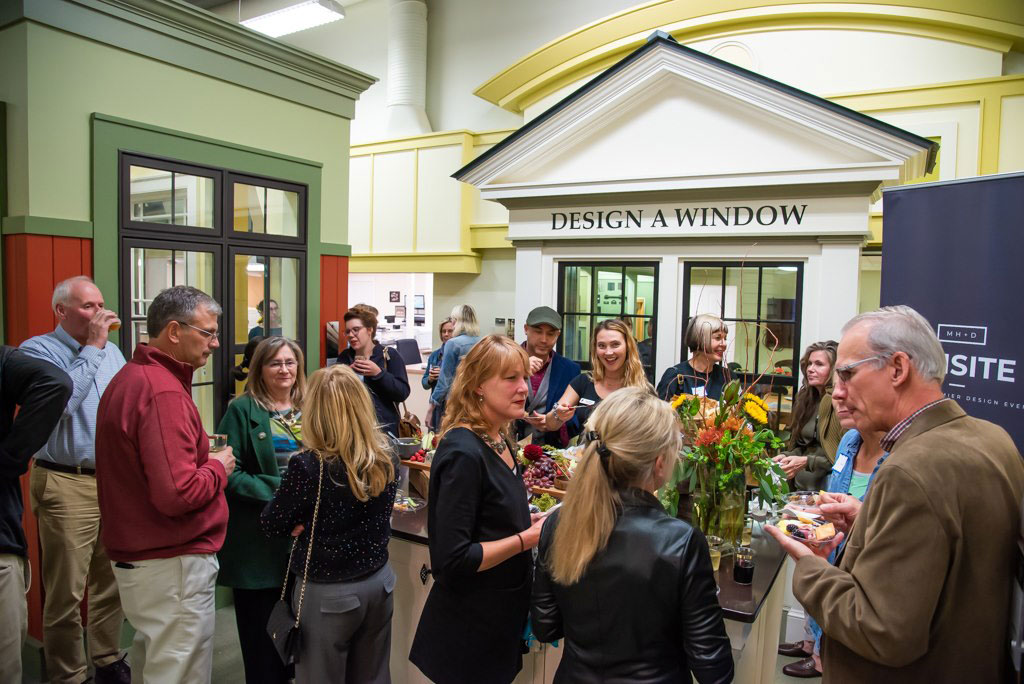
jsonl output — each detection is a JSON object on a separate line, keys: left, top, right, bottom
{"left": 695, "top": 425, "right": 724, "bottom": 447}
{"left": 721, "top": 416, "right": 744, "bottom": 434}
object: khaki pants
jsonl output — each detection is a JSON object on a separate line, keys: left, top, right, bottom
{"left": 112, "top": 554, "right": 219, "bottom": 684}
{"left": 30, "top": 465, "right": 124, "bottom": 683}
{"left": 0, "top": 553, "right": 28, "bottom": 684}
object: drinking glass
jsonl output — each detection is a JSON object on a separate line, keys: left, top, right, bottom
{"left": 209, "top": 434, "right": 228, "bottom": 452}
{"left": 734, "top": 546, "right": 756, "bottom": 584}
{"left": 741, "top": 516, "right": 753, "bottom": 546}
{"left": 707, "top": 535, "right": 723, "bottom": 572}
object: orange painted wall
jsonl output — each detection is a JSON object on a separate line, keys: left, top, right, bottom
{"left": 3, "top": 234, "right": 93, "bottom": 641}
{"left": 319, "top": 255, "right": 348, "bottom": 366}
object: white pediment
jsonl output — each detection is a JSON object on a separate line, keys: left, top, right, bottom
{"left": 457, "top": 37, "right": 934, "bottom": 202}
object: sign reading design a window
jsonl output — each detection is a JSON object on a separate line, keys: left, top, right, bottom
{"left": 509, "top": 196, "right": 867, "bottom": 241}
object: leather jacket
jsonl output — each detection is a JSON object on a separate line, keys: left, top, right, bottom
{"left": 531, "top": 488, "right": 733, "bottom": 684}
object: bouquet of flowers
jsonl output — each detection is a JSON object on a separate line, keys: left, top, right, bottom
{"left": 661, "top": 380, "right": 788, "bottom": 545}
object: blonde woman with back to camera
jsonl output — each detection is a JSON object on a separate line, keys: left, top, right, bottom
{"left": 543, "top": 318, "right": 651, "bottom": 434}
{"left": 410, "top": 335, "right": 546, "bottom": 684}
{"left": 427, "top": 304, "right": 481, "bottom": 429}
{"left": 260, "top": 365, "right": 399, "bottom": 683}
{"left": 531, "top": 388, "right": 734, "bottom": 683}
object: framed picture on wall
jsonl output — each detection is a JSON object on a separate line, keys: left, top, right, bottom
{"left": 390, "top": 291, "right": 401, "bottom": 303}
{"left": 395, "top": 305, "right": 406, "bottom": 318}
{"left": 414, "top": 294, "right": 425, "bottom": 309}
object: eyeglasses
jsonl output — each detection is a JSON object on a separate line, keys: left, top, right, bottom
{"left": 268, "top": 360, "right": 298, "bottom": 370}
{"left": 177, "top": 321, "right": 219, "bottom": 339}
{"left": 345, "top": 326, "right": 365, "bottom": 337}
{"left": 835, "top": 354, "right": 887, "bottom": 383}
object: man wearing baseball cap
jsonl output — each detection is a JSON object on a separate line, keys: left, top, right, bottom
{"left": 517, "top": 306, "right": 581, "bottom": 447}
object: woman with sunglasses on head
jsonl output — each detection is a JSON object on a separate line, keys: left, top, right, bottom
{"left": 542, "top": 318, "right": 652, "bottom": 436}
{"left": 338, "top": 307, "right": 410, "bottom": 438}
{"left": 772, "top": 340, "right": 844, "bottom": 491}
{"left": 531, "top": 388, "right": 733, "bottom": 683}
{"left": 261, "top": 365, "right": 399, "bottom": 683}
{"left": 217, "top": 337, "right": 306, "bottom": 684}
{"left": 410, "top": 335, "right": 546, "bottom": 684}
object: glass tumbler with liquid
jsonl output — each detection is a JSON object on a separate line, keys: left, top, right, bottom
{"left": 734, "top": 546, "right": 755, "bottom": 584}
{"left": 706, "top": 535, "right": 723, "bottom": 572}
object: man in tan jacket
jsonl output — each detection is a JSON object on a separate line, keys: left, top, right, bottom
{"left": 769, "top": 305, "right": 1024, "bottom": 683}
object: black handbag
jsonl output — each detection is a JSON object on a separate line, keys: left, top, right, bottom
{"left": 267, "top": 455, "right": 324, "bottom": 665}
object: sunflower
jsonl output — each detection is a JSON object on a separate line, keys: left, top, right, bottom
{"left": 670, "top": 393, "right": 694, "bottom": 410}
{"left": 743, "top": 400, "right": 769, "bottom": 425}
{"left": 742, "top": 393, "right": 768, "bottom": 411}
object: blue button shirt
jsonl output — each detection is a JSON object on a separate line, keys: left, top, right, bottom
{"left": 20, "top": 325, "right": 126, "bottom": 468}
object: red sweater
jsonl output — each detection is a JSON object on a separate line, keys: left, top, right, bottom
{"left": 96, "top": 344, "right": 227, "bottom": 562}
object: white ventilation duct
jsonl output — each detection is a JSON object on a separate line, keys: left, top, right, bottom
{"left": 386, "top": 0, "right": 432, "bottom": 136}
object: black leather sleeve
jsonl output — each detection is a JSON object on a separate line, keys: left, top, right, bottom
{"left": 0, "top": 348, "right": 71, "bottom": 478}
{"left": 529, "top": 515, "right": 564, "bottom": 643}
{"left": 679, "top": 528, "right": 735, "bottom": 684}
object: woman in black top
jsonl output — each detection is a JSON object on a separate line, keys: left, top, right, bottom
{"left": 338, "top": 307, "right": 410, "bottom": 437}
{"left": 543, "top": 319, "right": 652, "bottom": 432}
{"left": 531, "top": 388, "right": 733, "bottom": 684}
{"left": 260, "top": 364, "right": 399, "bottom": 683}
{"left": 657, "top": 313, "right": 730, "bottom": 401}
{"left": 410, "top": 335, "right": 546, "bottom": 684}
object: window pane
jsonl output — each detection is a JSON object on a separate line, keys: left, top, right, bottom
{"left": 760, "top": 267, "right": 798, "bottom": 321}
{"left": 727, "top": 320, "right": 758, "bottom": 375}
{"left": 234, "top": 254, "right": 268, "bottom": 345}
{"left": 129, "top": 166, "right": 173, "bottom": 224}
{"left": 191, "top": 383, "right": 215, "bottom": 435}
{"left": 129, "top": 247, "right": 174, "bottom": 347}
{"left": 563, "top": 265, "right": 592, "bottom": 313}
{"left": 266, "top": 188, "right": 300, "bottom": 237}
{"left": 760, "top": 323, "right": 796, "bottom": 375}
{"left": 688, "top": 267, "right": 724, "bottom": 317}
{"left": 234, "top": 183, "right": 267, "bottom": 234}
{"left": 595, "top": 266, "right": 622, "bottom": 315}
{"left": 563, "top": 315, "right": 592, "bottom": 364}
{"left": 724, "top": 267, "right": 760, "bottom": 320}
{"left": 624, "top": 266, "right": 655, "bottom": 319}
{"left": 270, "top": 256, "right": 300, "bottom": 340}
{"left": 172, "top": 173, "right": 215, "bottom": 228}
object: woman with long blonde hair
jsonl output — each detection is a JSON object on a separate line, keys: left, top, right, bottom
{"left": 531, "top": 388, "right": 733, "bottom": 683}
{"left": 543, "top": 318, "right": 651, "bottom": 433}
{"left": 411, "top": 335, "right": 545, "bottom": 684}
{"left": 260, "top": 364, "right": 398, "bottom": 683}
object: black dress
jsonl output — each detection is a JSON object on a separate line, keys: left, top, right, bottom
{"left": 409, "top": 427, "right": 533, "bottom": 684}
{"left": 531, "top": 489, "right": 734, "bottom": 684}
{"left": 568, "top": 373, "right": 603, "bottom": 429}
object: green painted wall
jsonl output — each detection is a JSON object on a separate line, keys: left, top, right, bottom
{"left": 0, "top": 24, "right": 28, "bottom": 219}
{"left": 22, "top": 22, "right": 351, "bottom": 245}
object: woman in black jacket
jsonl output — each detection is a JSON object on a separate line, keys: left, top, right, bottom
{"left": 338, "top": 307, "right": 410, "bottom": 437}
{"left": 410, "top": 335, "right": 546, "bottom": 684}
{"left": 531, "top": 387, "right": 733, "bottom": 684}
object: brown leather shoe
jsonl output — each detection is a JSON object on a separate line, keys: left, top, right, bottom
{"left": 782, "top": 656, "right": 822, "bottom": 678}
{"left": 778, "top": 641, "right": 812, "bottom": 657}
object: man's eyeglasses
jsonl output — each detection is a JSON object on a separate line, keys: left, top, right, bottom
{"left": 177, "top": 321, "right": 219, "bottom": 339}
{"left": 268, "top": 360, "right": 298, "bottom": 370}
{"left": 835, "top": 354, "right": 887, "bottom": 383}
{"left": 345, "top": 326, "right": 365, "bottom": 338}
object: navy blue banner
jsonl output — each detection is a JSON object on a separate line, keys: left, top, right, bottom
{"left": 881, "top": 172, "right": 1024, "bottom": 450}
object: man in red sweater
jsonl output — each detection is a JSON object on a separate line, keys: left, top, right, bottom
{"left": 96, "top": 285, "right": 235, "bottom": 684}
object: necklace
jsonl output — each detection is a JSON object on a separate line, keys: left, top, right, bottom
{"left": 272, "top": 407, "right": 300, "bottom": 430}
{"left": 476, "top": 430, "right": 508, "bottom": 456}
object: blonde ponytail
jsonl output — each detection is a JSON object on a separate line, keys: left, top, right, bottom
{"left": 547, "top": 387, "right": 681, "bottom": 585}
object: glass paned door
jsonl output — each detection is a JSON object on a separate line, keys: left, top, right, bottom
{"left": 230, "top": 248, "right": 305, "bottom": 397}
{"left": 123, "top": 240, "right": 222, "bottom": 433}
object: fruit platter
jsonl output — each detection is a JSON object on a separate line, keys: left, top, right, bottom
{"left": 400, "top": 431, "right": 440, "bottom": 471}
{"left": 786, "top": 490, "right": 824, "bottom": 513}
{"left": 519, "top": 444, "right": 576, "bottom": 499}
{"left": 773, "top": 510, "right": 837, "bottom": 547}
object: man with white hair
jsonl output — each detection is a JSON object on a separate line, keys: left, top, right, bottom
{"left": 20, "top": 276, "right": 129, "bottom": 684}
{"left": 768, "top": 305, "right": 1024, "bottom": 682}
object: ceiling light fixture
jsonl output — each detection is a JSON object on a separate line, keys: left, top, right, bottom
{"left": 241, "top": 0, "right": 345, "bottom": 38}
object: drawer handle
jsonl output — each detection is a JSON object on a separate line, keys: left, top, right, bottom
{"left": 420, "top": 564, "right": 432, "bottom": 585}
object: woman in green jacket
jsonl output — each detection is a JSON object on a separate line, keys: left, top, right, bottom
{"left": 217, "top": 336, "right": 306, "bottom": 684}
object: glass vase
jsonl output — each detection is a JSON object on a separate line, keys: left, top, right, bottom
{"left": 693, "top": 472, "right": 747, "bottom": 550}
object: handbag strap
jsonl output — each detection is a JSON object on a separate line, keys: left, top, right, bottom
{"left": 284, "top": 455, "right": 324, "bottom": 627}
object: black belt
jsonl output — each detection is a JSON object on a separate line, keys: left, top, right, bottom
{"left": 35, "top": 459, "right": 95, "bottom": 476}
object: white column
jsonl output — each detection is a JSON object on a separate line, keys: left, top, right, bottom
{"left": 514, "top": 242, "right": 543, "bottom": 345}
{"left": 817, "top": 239, "right": 863, "bottom": 340}
{"left": 655, "top": 256, "right": 680, "bottom": 374}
